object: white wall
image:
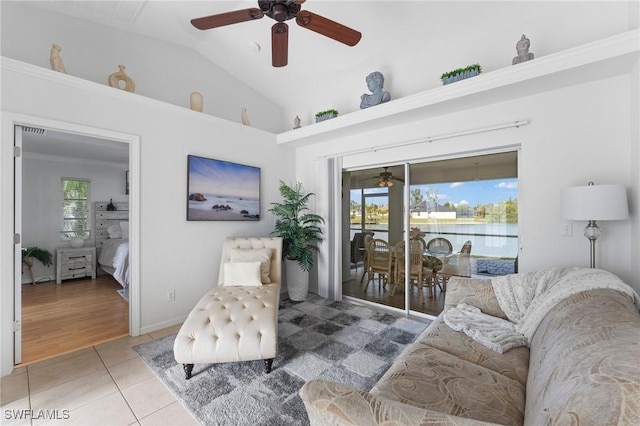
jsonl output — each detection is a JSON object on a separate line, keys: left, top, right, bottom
{"left": 21, "top": 155, "right": 128, "bottom": 283}
{"left": 295, "top": 73, "right": 639, "bottom": 295}
{"left": 0, "top": 1, "right": 284, "bottom": 133}
{"left": 0, "top": 62, "right": 295, "bottom": 376}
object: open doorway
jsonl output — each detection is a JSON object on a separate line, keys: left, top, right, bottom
{"left": 12, "top": 117, "right": 140, "bottom": 366}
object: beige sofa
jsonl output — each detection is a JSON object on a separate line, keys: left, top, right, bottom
{"left": 300, "top": 275, "right": 640, "bottom": 425}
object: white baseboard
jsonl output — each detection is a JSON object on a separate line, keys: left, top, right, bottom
{"left": 139, "top": 315, "right": 187, "bottom": 335}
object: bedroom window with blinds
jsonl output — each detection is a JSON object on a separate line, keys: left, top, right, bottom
{"left": 61, "top": 178, "right": 90, "bottom": 239}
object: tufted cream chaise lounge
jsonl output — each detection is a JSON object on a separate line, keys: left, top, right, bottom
{"left": 173, "top": 237, "right": 282, "bottom": 379}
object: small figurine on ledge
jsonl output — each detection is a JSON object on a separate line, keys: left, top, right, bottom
{"left": 241, "top": 107, "right": 251, "bottom": 126}
{"left": 49, "top": 43, "right": 67, "bottom": 74}
{"left": 512, "top": 34, "right": 534, "bottom": 65}
{"left": 360, "top": 71, "right": 391, "bottom": 109}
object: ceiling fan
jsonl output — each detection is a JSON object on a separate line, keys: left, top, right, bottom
{"left": 191, "top": 0, "right": 362, "bottom": 67}
{"left": 364, "top": 167, "right": 405, "bottom": 188}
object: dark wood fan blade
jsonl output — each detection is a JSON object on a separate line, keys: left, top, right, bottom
{"left": 295, "top": 10, "right": 361, "bottom": 46}
{"left": 272, "top": 23, "right": 289, "bottom": 67}
{"left": 191, "top": 8, "right": 263, "bottom": 30}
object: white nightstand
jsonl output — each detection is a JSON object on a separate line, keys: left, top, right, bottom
{"left": 56, "top": 246, "right": 97, "bottom": 284}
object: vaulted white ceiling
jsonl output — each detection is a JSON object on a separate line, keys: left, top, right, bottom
{"left": 24, "top": 0, "right": 637, "bottom": 119}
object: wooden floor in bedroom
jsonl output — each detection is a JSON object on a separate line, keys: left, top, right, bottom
{"left": 20, "top": 275, "right": 129, "bottom": 365}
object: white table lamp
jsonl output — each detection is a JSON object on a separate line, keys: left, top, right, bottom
{"left": 561, "top": 182, "right": 628, "bottom": 268}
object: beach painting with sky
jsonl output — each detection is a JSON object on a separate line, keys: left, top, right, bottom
{"left": 187, "top": 155, "right": 260, "bottom": 221}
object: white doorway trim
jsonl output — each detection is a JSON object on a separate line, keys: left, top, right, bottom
{"left": 2, "top": 112, "right": 141, "bottom": 373}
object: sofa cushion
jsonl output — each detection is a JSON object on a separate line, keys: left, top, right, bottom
{"left": 525, "top": 289, "right": 640, "bottom": 426}
{"left": 420, "top": 317, "right": 529, "bottom": 386}
{"left": 371, "top": 344, "right": 525, "bottom": 426}
{"left": 301, "top": 380, "right": 504, "bottom": 425}
{"left": 445, "top": 277, "right": 508, "bottom": 319}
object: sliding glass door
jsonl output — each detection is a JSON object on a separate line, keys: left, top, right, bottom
{"left": 344, "top": 166, "right": 406, "bottom": 312}
{"left": 342, "top": 152, "right": 518, "bottom": 318}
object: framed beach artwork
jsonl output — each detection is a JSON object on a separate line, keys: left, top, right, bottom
{"left": 187, "top": 155, "right": 260, "bottom": 221}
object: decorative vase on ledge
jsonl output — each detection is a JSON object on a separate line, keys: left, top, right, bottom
{"left": 190, "top": 92, "right": 203, "bottom": 112}
{"left": 108, "top": 65, "right": 136, "bottom": 93}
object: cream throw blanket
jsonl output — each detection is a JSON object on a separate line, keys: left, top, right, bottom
{"left": 444, "top": 267, "right": 640, "bottom": 353}
{"left": 492, "top": 267, "right": 640, "bottom": 341}
{"left": 443, "top": 303, "right": 528, "bottom": 354}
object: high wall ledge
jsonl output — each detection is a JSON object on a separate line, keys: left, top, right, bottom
{"left": 277, "top": 29, "right": 639, "bottom": 148}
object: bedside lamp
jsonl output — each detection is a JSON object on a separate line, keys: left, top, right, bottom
{"left": 561, "top": 182, "right": 628, "bottom": 268}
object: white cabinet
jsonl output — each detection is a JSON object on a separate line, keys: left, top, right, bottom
{"left": 56, "top": 247, "right": 96, "bottom": 284}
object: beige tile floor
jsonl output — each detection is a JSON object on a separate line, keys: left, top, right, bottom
{"left": 1, "top": 325, "right": 200, "bottom": 426}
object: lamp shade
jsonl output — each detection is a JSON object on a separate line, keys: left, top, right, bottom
{"left": 561, "top": 183, "right": 629, "bottom": 221}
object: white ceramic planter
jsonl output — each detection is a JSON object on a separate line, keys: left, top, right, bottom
{"left": 285, "top": 259, "right": 309, "bottom": 301}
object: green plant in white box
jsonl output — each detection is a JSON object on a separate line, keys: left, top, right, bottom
{"left": 441, "top": 64, "right": 482, "bottom": 85}
{"left": 315, "top": 109, "right": 339, "bottom": 123}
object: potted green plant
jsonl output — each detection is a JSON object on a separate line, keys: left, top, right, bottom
{"left": 22, "top": 246, "right": 53, "bottom": 285}
{"left": 440, "top": 63, "right": 482, "bottom": 85}
{"left": 315, "top": 109, "right": 339, "bottom": 123}
{"left": 269, "top": 180, "right": 325, "bottom": 300}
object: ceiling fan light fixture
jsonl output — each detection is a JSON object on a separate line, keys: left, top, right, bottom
{"left": 270, "top": 2, "right": 289, "bottom": 21}
{"left": 192, "top": 0, "right": 361, "bottom": 67}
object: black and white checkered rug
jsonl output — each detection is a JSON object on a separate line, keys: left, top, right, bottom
{"left": 134, "top": 294, "right": 431, "bottom": 425}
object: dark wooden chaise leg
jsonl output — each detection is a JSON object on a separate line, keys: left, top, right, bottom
{"left": 183, "top": 363, "right": 194, "bottom": 380}
{"left": 264, "top": 358, "right": 274, "bottom": 374}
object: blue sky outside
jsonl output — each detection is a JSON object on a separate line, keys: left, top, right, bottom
{"left": 355, "top": 178, "right": 518, "bottom": 207}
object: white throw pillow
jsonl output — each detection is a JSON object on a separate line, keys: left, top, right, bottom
{"left": 120, "top": 221, "right": 129, "bottom": 239}
{"left": 222, "top": 261, "right": 262, "bottom": 287}
{"left": 229, "top": 248, "right": 272, "bottom": 283}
